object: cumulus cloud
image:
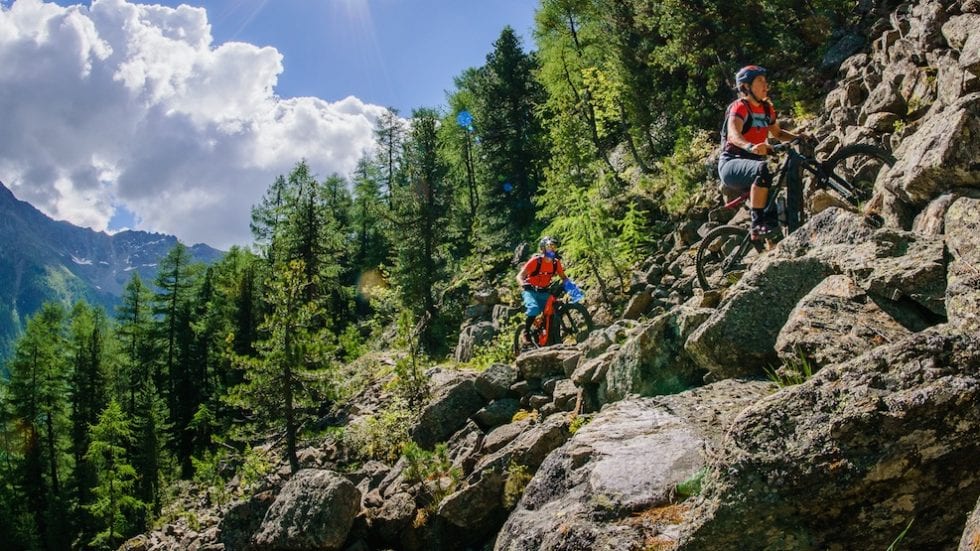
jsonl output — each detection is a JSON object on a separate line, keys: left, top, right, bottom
{"left": 0, "top": 0, "right": 387, "bottom": 248}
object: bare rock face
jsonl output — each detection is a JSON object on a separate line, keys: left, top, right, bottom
{"left": 252, "top": 470, "right": 360, "bottom": 551}
{"left": 945, "top": 197, "right": 980, "bottom": 334}
{"left": 588, "top": 306, "right": 710, "bottom": 405}
{"left": 410, "top": 369, "right": 486, "bottom": 449}
{"left": 678, "top": 327, "right": 980, "bottom": 550}
{"left": 494, "top": 380, "right": 773, "bottom": 551}
{"left": 960, "top": 496, "right": 980, "bottom": 551}
{"left": 876, "top": 92, "right": 980, "bottom": 208}
{"left": 685, "top": 256, "right": 835, "bottom": 378}
{"left": 775, "top": 274, "right": 912, "bottom": 369}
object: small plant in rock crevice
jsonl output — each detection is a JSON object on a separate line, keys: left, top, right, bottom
{"left": 765, "top": 350, "right": 815, "bottom": 388}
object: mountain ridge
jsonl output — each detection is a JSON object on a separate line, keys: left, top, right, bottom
{"left": 0, "top": 180, "right": 224, "bottom": 360}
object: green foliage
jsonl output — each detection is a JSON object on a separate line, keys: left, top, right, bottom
{"left": 674, "top": 468, "right": 707, "bottom": 500}
{"left": 503, "top": 461, "right": 533, "bottom": 509}
{"left": 239, "top": 445, "right": 273, "bottom": 492}
{"left": 616, "top": 201, "right": 653, "bottom": 266}
{"left": 568, "top": 414, "right": 591, "bottom": 435}
{"left": 85, "top": 400, "right": 147, "bottom": 550}
{"left": 644, "top": 129, "right": 716, "bottom": 217}
{"left": 765, "top": 350, "right": 815, "bottom": 388}
{"left": 401, "top": 441, "right": 462, "bottom": 521}
{"left": 345, "top": 403, "right": 414, "bottom": 464}
{"left": 228, "top": 259, "right": 335, "bottom": 473}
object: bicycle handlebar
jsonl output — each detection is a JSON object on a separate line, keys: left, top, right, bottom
{"left": 770, "top": 137, "right": 801, "bottom": 154}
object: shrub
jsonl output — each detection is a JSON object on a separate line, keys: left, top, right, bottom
{"left": 344, "top": 403, "right": 413, "bottom": 463}
{"left": 503, "top": 462, "right": 533, "bottom": 509}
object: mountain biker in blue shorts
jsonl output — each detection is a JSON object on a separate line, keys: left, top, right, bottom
{"left": 516, "top": 236, "right": 569, "bottom": 344}
{"left": 718, "top": 65, "right": 805, "bottom": 239}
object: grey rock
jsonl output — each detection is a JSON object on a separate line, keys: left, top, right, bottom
{"left": 372, "top": 492, "right": 415, "bottom": 546}
{"left": 775, "top": 275, "right": 912, "bottom": 370}
{"left": 686, "top": 256, "right": 835, "bottom": 379}
{"left": 473, "top": 399, "right": 521, "bottom": 430}
{"left": 945, "top": 197, "right": 980, "bottom": 334}
{"left": 495, "top": 380, "right": 773, "bottom": 551}
{"left": 679, "top": 327, "right": 980, "bottom": 550}
{"left": 960, "top": 496, "right": 980, "bottom": 551}
{"left": 514, "top": 346, "right": 581, "bottom": 380}
{"left": 822, "top": 33, "right": 866, "bottom": 71}
{"left": 877, "top": 92, "right": 980, "bottom": 206}
{"left": 600, "top": 307, "right": 710, "bottom": 403}
{"left": 482, "top": 421, "right": 528, "bottom": 455}
{"left": 474, "top": 363, "right": 518, "bottom": 401}
{"left": 912, "top": 192, "right": 958, "bottom": 234}
{"left": 454, "top": 321, "right": 496, "bottom": 362}
{"left": 252, "top": 470, "right": 360, "bottom": 551}
{"left": 411, "top": 370, "right": 486, "bottom": 449}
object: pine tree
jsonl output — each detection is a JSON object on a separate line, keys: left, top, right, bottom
{"left": 471, "top": 27, "right": 549, "bottom": 250}
{"left": 116, "top": 274, "right": 155, "bottom": 415}
{"left": 389, "top": 108, "right": 451, "bottom": 354}
{"left": 351, "top": 156, "right": 388, "bottom": 274}
{"left": 4, "top": 302, "right": 72, "bottom": 549}
{"left": 68, "top": 302, "right": 113, "bottom": 545}
{"left": 229, "top": 260, "right": 332, "bottom": 473}
{"left": 373, "top": 107, "right": 407, "bottom": 207}
{"left": 251, "top": 161, "right": 349, "bottom": 332}
{"left": 85, "top": 400, "right": 145, "bottom": 550}
{"left": 152, "top": 243, "right": 202, "bottom": 474}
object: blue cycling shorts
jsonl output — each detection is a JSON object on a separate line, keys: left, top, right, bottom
{"left": 522, "top": 289, "right": 551, "bottom": 317}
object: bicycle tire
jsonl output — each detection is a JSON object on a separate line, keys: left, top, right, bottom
{"left": 695, "top": 225, "right": 759, "bottom": 291}
{"left": 513, "top": 324, "right": 535, "bottom": 358}
{"left": 555, "top": 303, "right": 593, "bottom": 346}
{"left": 820, "top": 144, "right": 896, "bottom": 206}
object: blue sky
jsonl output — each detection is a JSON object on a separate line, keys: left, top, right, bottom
{"left": 55, "top": 0, "right": 540, "bottom": 115}
{"left": 0, "top": 0, "right": 539, "bottom": 247}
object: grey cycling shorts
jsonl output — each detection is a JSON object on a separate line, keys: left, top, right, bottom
{"left": 718, "top": 156, "right": 771, "bottom": 193}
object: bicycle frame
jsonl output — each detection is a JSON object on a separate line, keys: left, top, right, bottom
{"left": 530, "top": 292, "right": 561, "bottom": 347}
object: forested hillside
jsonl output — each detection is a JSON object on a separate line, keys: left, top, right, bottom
{"left": 5, "top": 0, "right": 972, "bottom": 549}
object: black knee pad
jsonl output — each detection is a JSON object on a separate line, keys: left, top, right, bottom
{"left": 752, "top": 165, "right": 772, "bottom": 189}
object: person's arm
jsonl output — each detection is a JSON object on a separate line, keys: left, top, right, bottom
{"left": 556, "top": 260, "right": 568, "bottom": 282}
{"left": 728, "top": 110, "right": 770, "bottom": 156}
{"left": 516, "top": 266, "right": 528, "bottom": 287}
{"left": 769, "top": 120, "right": 801, "bottom": 142}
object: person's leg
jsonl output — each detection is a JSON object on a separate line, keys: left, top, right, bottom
{"left": 521, "top": 290, "right": 544, "bottom": 342}
{"left": 720, "top": 158, "right": 773, "bottom": 238}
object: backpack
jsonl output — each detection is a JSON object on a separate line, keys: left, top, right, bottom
{"left": 719, "top": 98, "right": 775, "bottom": 155}
{"left": 528, "top": 254, "right": 561, "bottom": 278}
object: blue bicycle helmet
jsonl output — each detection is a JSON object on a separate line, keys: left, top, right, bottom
{"left": 735, "top": 65, "right": 768, "bottom": 87}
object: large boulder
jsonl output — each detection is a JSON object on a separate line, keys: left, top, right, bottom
{"left": 410, "top": 369, "right": 486, "bottom": 449}
{"left": 495, "top": 380, "right": 773, "bottom": 551}
{"left": 876, "top": 92, "right": 980, "bottom": 209}
{"left": 775, "top": 274, "right": 912, "bottom": 369}
{"left": 685, "top": 256, "right": 834, "bottom": 378}
{"left": 514, "top": 346, "right": 581, "bottom": 380}
{"left": 218, "top": 491, "right": 276, "bottom": 551}
{"left": 252, "top": 470, "right": 360, "bottom": 551}
{"left": 454, "top": 322, "right": 497, "bottom": 362}
{"left": 945, "top": 197, "right": 980, "bottom": 334}
{"left": 595, "top": 307, "right": 710, "bottom": 404}
{"left": 678, "top": 327, "right": 980, "bottom": 550}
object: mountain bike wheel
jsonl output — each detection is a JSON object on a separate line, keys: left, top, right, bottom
{"left": 695, "top": 225, "right": 759, "bottom": 291}
{"left": 556, "top": 303, "right": 593, "bottom": 346}
{"left": 513, "top": 324, "right": 537, "bottom": 358}
{"left": 820, "top": 144, "right": 896, "bottom": 205}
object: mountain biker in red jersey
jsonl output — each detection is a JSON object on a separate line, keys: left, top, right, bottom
{"left": 718, "top": 65, "right": 805, "bottom": 239}
{"left": 516, "top": 236, "right": 569, "bottom": 344}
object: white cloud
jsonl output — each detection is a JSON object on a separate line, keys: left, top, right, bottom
{"left": 0, "top": 0, "right": 387, "bottom": 249}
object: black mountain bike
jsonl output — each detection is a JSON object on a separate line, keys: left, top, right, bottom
{"left": 513, "top": 281, "right": 594, "bottom": 357}
{"left": 695, "top": 141, "right": 896, "bottom": 291}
